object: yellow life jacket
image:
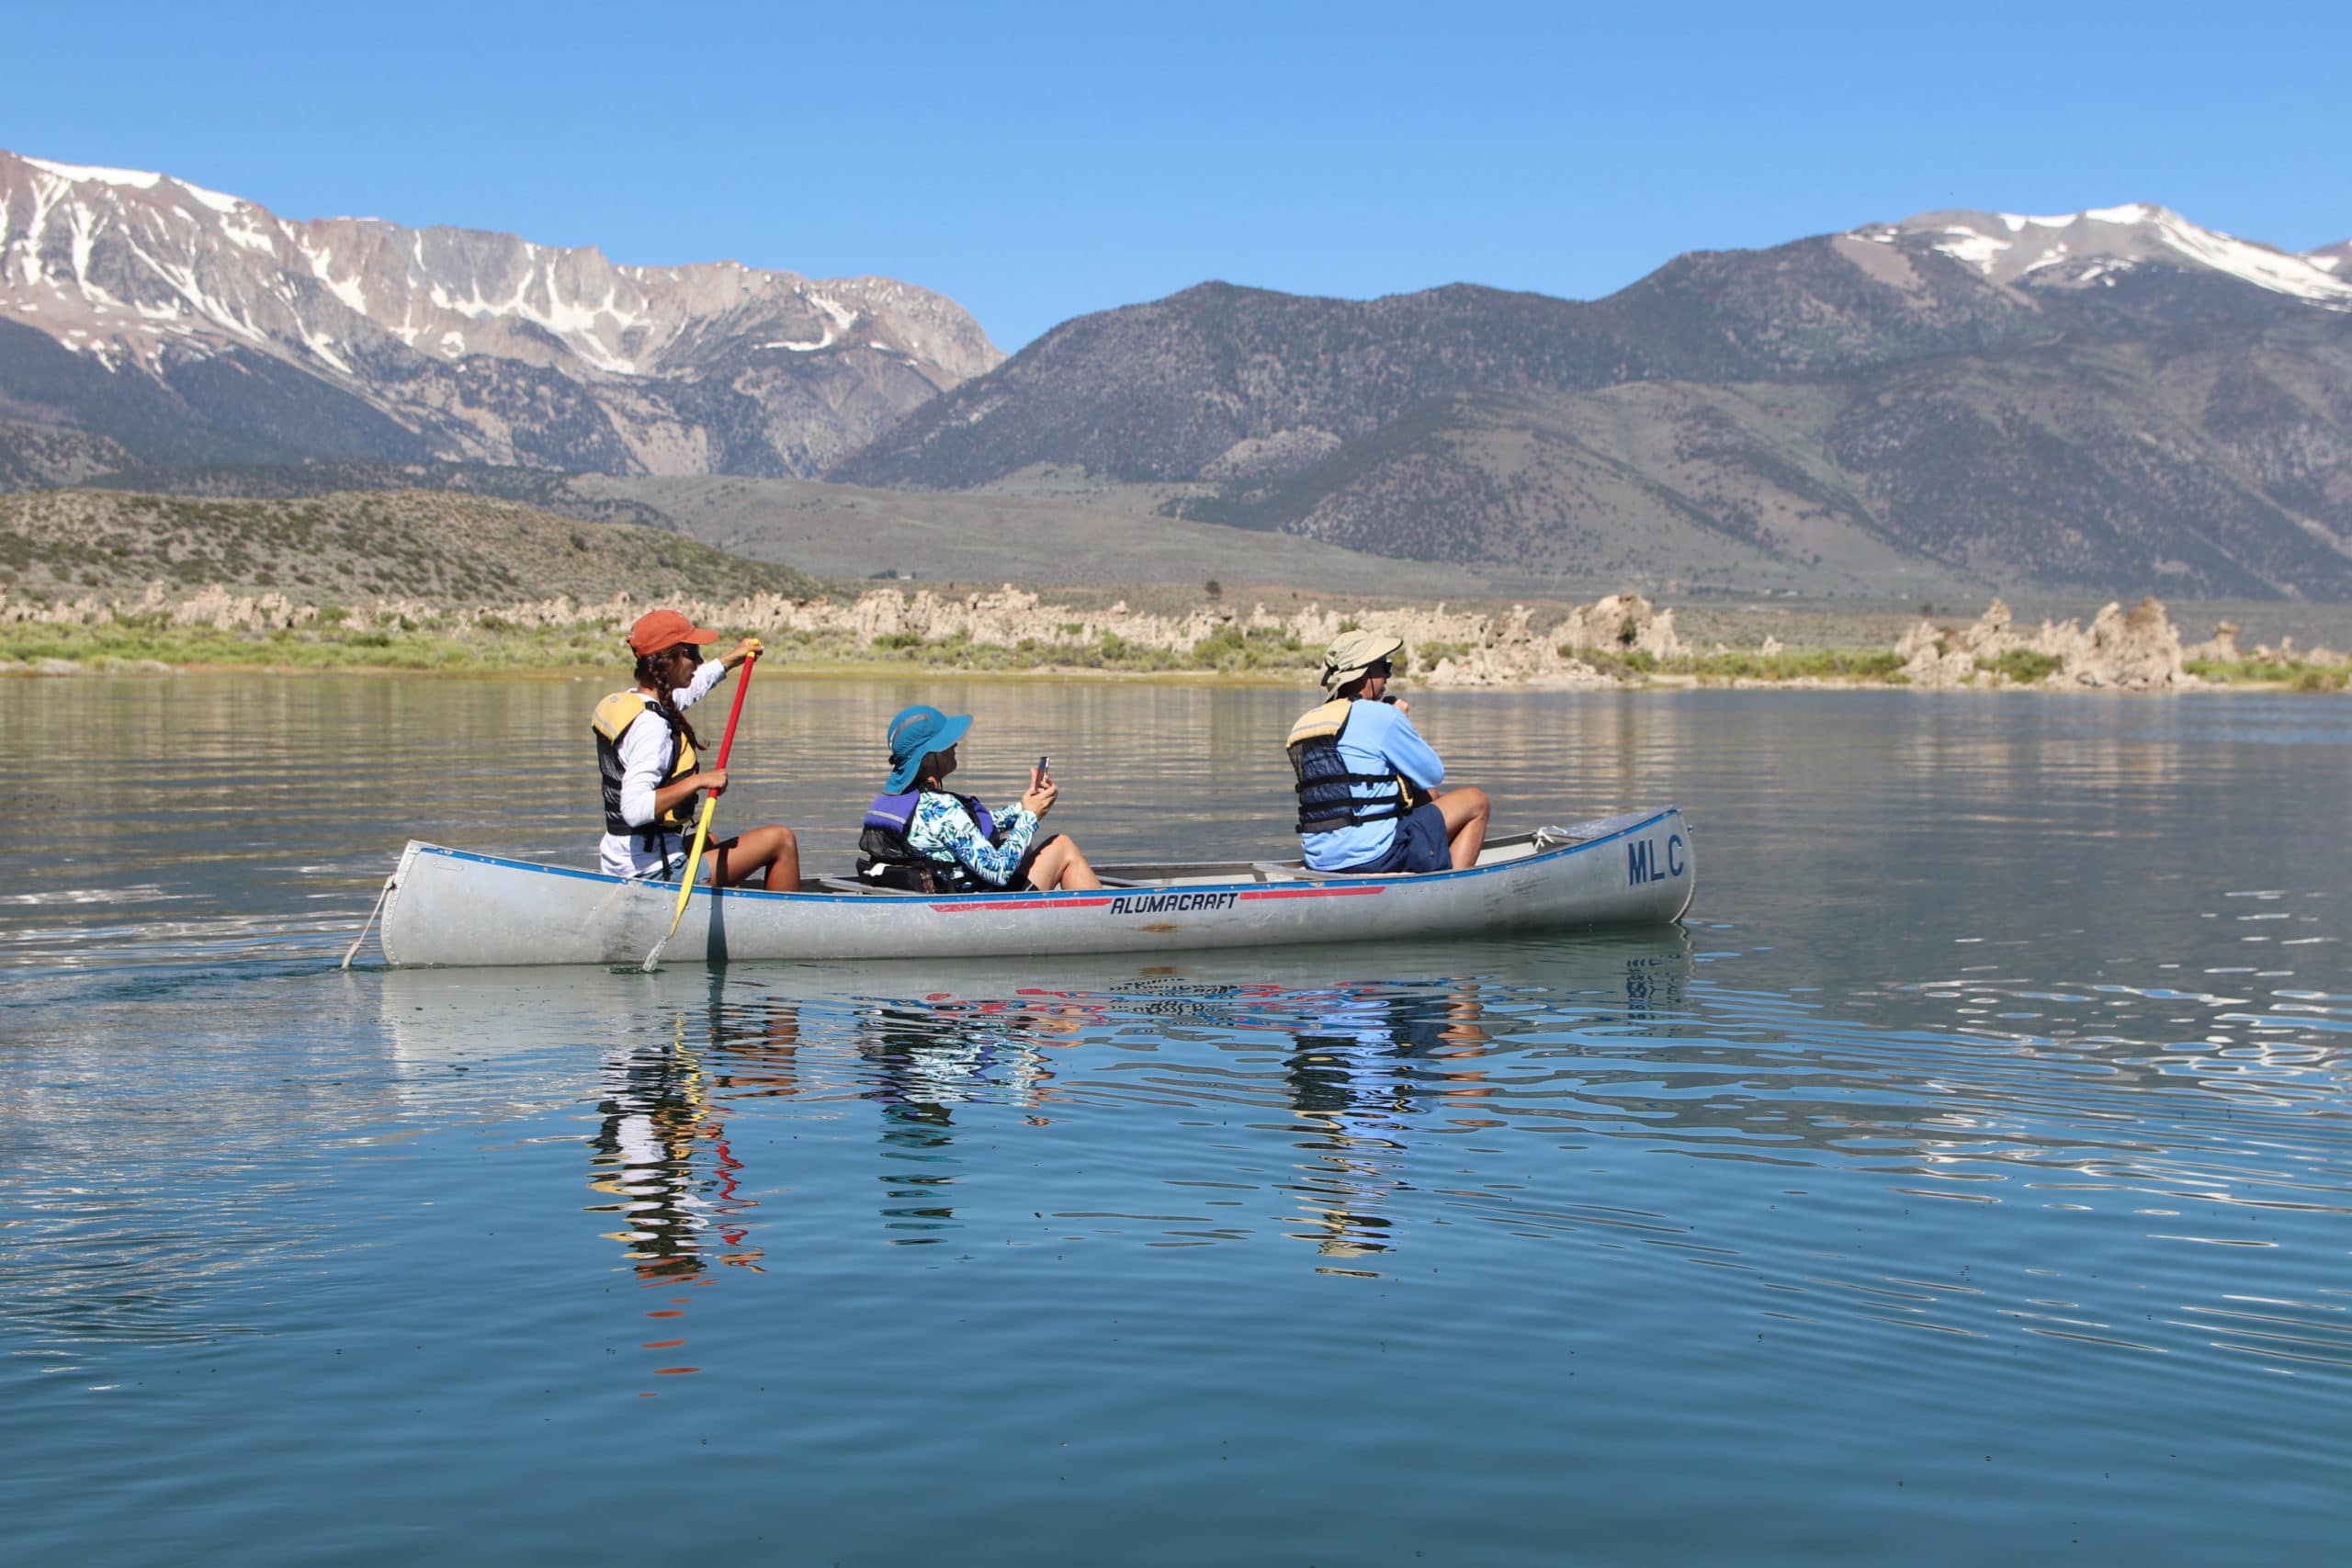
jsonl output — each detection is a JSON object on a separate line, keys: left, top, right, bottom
{"left": 1284, "top": 698, "right": 1425, "bottom": 836}
{"left": 592, "top": 690, "right": 700, "bottom": 845}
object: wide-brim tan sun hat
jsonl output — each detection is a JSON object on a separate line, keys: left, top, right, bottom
{"left": 1320, "top": 628, "right": 1406, "bottom": 690}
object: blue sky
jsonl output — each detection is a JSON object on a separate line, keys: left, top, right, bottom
{"left": 6, "top": 1, "right": 2344, "bottom": 350}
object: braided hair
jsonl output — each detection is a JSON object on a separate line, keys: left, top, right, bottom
{"left": 633, "top": 650, "right": 705, "bottom": 752}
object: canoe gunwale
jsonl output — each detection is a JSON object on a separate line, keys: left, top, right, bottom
{"left": 376, "top": 807, "right": 1694, "bottom": 966}
{"left": 395, "top": 810, "right": 1679, "bottom": 907}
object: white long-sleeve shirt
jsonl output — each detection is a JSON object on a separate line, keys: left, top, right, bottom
{"left": 598, "top": 660, "right": 728, "bottom": 878}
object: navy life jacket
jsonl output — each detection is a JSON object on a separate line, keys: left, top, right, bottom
{"left": 1285, "top": 698, "right": 1427, "bottom": 837}
{"left": 593, "top": 691, "right": 700, "bottom": 852}
{"left": 856, "top": 790, "right": 1001, "bottom": 893}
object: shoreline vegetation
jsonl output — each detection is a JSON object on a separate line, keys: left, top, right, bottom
{"left": 5, "top": 580, "right": 2347, "bottom": 694}
{"left": 5, "top": 487, "right": 2346, "bottom": 692}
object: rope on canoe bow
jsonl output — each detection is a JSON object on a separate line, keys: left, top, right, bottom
{"left": 340, "top": 874, "right": 398, "bottom": 970}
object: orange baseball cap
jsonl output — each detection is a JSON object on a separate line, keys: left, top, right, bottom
{"left": 627, "top": 609, "right": 721, "bottom": 658}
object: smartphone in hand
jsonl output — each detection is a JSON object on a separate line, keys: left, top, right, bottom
{"left": 1035, "top": 753, "right": 1050, "bottom": 782}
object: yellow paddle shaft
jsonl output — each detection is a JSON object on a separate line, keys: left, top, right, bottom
{"left": 660, "top": 792, "right": 722, "bottom": 942}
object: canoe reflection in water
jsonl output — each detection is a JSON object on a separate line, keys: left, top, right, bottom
{"left": 831, "top": 973, "right": 1527, "bottom": 1254}
{"left": 379, "top": 932, "right": 1693, "bottom": 1292}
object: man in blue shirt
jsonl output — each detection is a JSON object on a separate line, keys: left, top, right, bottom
{"left": 1284, "top": 630, "right": 1491, "bottom": 874}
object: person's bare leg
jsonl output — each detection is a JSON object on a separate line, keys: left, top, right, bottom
{"left": 1435, "top": 787, "right": 1490, "bottom": 870}
{"left": 709, "top": 825, "right": 798, "bottom": 889}
{"left": 1026, "top": 837, "right": 1102, "bottom": 891}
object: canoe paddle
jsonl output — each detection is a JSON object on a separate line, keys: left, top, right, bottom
{"left": 641, "top": 650, "right": 757, "bottom": 973}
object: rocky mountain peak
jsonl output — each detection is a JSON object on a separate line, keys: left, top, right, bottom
{"left": 0, "top": 147, "right": 1001, "bottom": 476}
{"left": 0, "top": 149, "right": 1000, "bottom": 381}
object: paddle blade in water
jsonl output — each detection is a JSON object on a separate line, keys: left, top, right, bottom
{"left": 642, "top": 798, "right": 718, "bottom": 971}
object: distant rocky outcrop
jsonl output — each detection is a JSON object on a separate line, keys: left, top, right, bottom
{"left": 1552, "top": 592, "right": 1685, "bottom": 661}
{"left": 2183, "top": 619, "right": 2243, "bottom": 661}
{"left": 1895, "top": 597, "right": 2189, "bottom": 689}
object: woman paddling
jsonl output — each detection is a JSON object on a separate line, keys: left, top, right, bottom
{"left": 594, "top": 609, "right": 800, "bottom": 890}
{"left": 855, "top": 705, "right": 1101, "bottom": 893}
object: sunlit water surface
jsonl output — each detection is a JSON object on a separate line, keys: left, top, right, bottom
{"left": 3, "top": 676, "right": 2347, "bottom": 1564}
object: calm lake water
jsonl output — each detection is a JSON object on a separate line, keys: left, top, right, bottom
{"left": 4, "top": 674, "right": 2347, "bottom": 1564}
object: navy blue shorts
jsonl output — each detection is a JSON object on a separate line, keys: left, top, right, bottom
{"left": 1345, "top": 801, "right": 1451, "bottom": 874}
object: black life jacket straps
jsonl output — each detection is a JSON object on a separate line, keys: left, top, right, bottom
{"left": 592, "top": 691, "right": 700, "bottom": 843}
{"left": 1284, "top": 698, "right": 1417, "bottom": 836}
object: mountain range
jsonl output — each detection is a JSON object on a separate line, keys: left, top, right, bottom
{"left": 0, "top": 150, "right": 999, "bottom": 484}
{"left": 843, "top": 206, "right": 2352, "bottom": 598}
{"left": 5, "top": 146, "right": 2349, "bottom": 600}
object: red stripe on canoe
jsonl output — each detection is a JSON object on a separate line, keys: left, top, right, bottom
{"left": 928, "top": 884, "right": 1389, "bottom": 913}
{"left": 1238, "top": 885, "right": 1388, "bottom": 900}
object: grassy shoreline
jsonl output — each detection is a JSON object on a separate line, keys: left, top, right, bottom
{"left": 7, "top": 619, "right": 2347, "bottom": 691}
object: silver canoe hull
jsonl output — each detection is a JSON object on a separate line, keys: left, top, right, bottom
{"left": 375, "top": 807, "right": 1696, "bottom": 968}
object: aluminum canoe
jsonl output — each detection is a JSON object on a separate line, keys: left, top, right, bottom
{"left": 372, "top": 807, "right": 1696, "bottom": 968}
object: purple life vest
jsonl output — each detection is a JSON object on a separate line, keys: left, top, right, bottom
{"left": 862, "top": 790, "right": 998, "bottom": 842}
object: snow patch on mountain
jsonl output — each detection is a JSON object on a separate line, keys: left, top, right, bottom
{"left": 1889, "top": 204, "right": 2352, "bottom": 306}
{"left": 22, "top": 156, "right": 163, "bottom": 191}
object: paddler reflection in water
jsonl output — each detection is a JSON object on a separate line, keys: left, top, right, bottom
{"left": 593, "top": 609, "right": 800, "bottom": 888}
{"left": 588, "top": 1031, "right": 760, "bottom": 1280}
{"left": 1286, "top": 630, "right": 1489, "bottom": 874}
{"left": 587, "top": 997, "right": 806, "bottom": 1285}
{"left": 854, "top": 704, "right": 1102, "bottom": 892}
{"left": 860, "top": 996, "right": 1070, "bottom": 1242}
{"left": 1286, "top": 977, "right": 1493, "bottom": 1265}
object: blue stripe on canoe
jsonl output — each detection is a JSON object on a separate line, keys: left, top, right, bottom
{"left": 408, "top": 807, "right": 1681, "bottom": 908}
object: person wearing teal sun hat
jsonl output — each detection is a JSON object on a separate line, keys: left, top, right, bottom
{"left": 854, "top": 705, "right": 1102, "bottom": 893}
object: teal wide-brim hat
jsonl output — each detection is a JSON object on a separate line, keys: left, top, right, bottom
{"left": 885, "top": 704, "right": 973, "bottom": 792}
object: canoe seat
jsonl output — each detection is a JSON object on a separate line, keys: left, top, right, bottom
{"left": 1250, "top": 861, "right": 1333, "bottom": 883}
{"left": 814, "top": 875, "right": 923, "bottom": 897}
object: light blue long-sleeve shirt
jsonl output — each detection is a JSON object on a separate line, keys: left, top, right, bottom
{"left": 1298, "top": 700, "right": 1444, "bottom": 871}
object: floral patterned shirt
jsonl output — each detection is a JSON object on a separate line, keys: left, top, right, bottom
{"left": 903, "top": 791, "right": 1041, "bottom": 887}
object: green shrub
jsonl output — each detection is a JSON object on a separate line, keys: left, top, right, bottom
{"left": 1672, "top": 649, "right": 1908, "bottom": 682}
{"left": 1976, "top": 648, "right": 2063, "bottom": 684}
{"left": 2187, "top": 657, "right": 2346, "bottom": 688}
{"left": 1416, "top": 640, "right": 1472, "bottom": 671}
